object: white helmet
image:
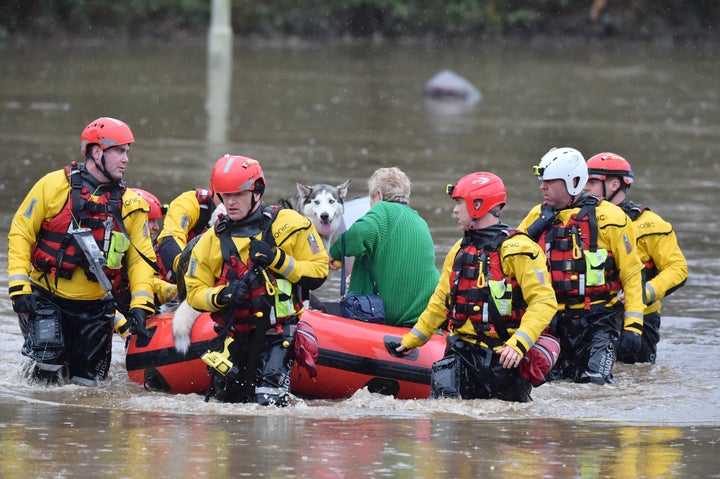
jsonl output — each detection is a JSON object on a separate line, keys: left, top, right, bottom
{"left": 533, "top": 147, "right": 588, "bottom": 196}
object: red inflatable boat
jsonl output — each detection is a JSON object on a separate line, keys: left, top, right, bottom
{"left": 125, "top": 308, "right": 446, "bottom": 400}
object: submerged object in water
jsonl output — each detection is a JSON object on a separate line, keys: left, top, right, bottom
{"left": 423, "top": 69, "right": 482, "bottom": 104}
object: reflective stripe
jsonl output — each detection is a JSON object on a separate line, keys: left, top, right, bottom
{"left": 255, "top": 386, "right": 285, "bottom": 395}
{"left": 278, "top": 256, "right": 295, "bottom": 278}
{"left": 514, "top": 330, "right": 533, "bottom": 347}
{"left": 410, "top": 326, "right": 428, "bottom": 343}
{"left": 131, "top": 290, "right": 154, "bottom": 302}
{"left": 8, "top": 274, "right": 31, "bottom": 283}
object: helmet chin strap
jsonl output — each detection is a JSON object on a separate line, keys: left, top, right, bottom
{"left": 94, "top": 153, "right": 117, "bottom": 184}
{"left": 606, "top": 185, "right": 622, "bottom": 203}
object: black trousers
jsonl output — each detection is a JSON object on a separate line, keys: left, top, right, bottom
{"left": 20, "top": 286, "right": 114, "bottom": 382}
{"left": 430, "top": 336, "right": 532, "bottom": 403}
{"left": 213, "top": 322, "right": 296, "bottom": 406}
{"left": 548, "top": 302, "right": 623, "bottom": 384}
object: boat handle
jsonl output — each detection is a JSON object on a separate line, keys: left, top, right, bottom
{"left": 384, "top": 337, "right": 418, "bottom": 360}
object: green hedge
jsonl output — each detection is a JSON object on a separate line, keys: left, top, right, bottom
{"left": 1, "top": 0, "right": 718, "bottom": 41}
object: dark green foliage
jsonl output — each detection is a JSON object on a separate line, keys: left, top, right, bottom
{"left": 0, "top": 0, "right": 718, "bottom": 41}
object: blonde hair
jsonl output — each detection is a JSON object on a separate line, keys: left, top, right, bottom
{"left": 368, "top": 167, "right": 411, "bottom": 203}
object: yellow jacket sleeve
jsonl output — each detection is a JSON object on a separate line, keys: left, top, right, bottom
{"left": 595, "top": 201, "right": 645, "bottom": 333}
{"left": 634, "top": 210, "right": 688, "bottom": 314}
{"left": 121, "top": 189, "right": 157, "bottom": 313}
{"left": 156, "top": 190, "right": 202, "bottom": 249}
{"left": 184, "top": 231, "right": 226, "bottom": 312}
{"left": 154, "top": 277, "right": 178, "bottom": 304}
{"left": 8, "top": 170, "right": 68, "bottom": 297}
{"left": 156, "top": 190, "right": 203, "bottom": 273}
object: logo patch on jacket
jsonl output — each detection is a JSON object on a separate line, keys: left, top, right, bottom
{"left": 307, "top": 233, "right": 321, "bottom": 254}
{"left": 534, "top": 268, "right": 547, "bottom": 285}
{"left": 24, "top": 198, "right": 37, "bottom": 218}
{"left": 188, "top": 258, "right": 198, "bottom": 277}
{"left": 180, "top": 214, "right": 190, "bottom": 230}
{"left": 623, "top": 234, "right": 633, "bottom": 254}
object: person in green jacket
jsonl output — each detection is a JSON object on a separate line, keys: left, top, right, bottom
{"left": 329, "top": 167, "right": 439, "bottom": 327}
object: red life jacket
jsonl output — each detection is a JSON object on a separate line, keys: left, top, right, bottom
{"left": 445, "top": 228, "right": 526, "bottom": 343}
{"left": 211, "top": 206, "right": 302, "bottom": 333}
{"left": 31, "top": 162, "right": 124, "bottom": 290}
{"left": 537, "top": 201, "right": 621, "bottom": 308}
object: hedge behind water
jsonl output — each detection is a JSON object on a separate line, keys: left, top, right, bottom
{"left": 1, "top": 0, "right": 718, "bottom": 42}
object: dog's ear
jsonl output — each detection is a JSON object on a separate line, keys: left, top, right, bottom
{"left": 296, "top": 182, "right": 313, "bottom": 199}
{"left": 336, "top": 179, "right": 351, "bottom": 199}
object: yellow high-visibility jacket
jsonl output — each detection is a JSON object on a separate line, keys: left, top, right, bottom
{"left": 402, "top": 231, "right": 557, "bottom": 357}
{"left": 185, "top": 207, "right": 329, "bottom": 312}
{"left": 8, "top": 168, "right": 156, "bottom": 313}
{"left": 518, "top": 199, "right": 645, "bottom": 334}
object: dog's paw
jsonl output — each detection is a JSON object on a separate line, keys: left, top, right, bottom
{"left": 174, "top": 334, "right": 192, "bottom": 355}
{"left": 171, "top": 300, "right": 201, "bottom": 354}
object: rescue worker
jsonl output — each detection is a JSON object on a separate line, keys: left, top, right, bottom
{"left": 7, "top": 117, "right": 157, "bottom": 385}
{"left": 584, "top": 152, "right": 687, "bottom": 363}
{"left": 131, "top": 188, "right": 166, "bottom": 241}
{"left": 155, "top": 176, "right": 220, "bottom": 283}
{"left": 517, "top": 147, "right": 645, "bottom": 384}
{"left": 113, "top": 188, "right": 177, "bottom": 338}
{"left": 396, "top": 172, "right": 558, "bottom": 402}
{"left": 184, "top": 154, "right": 329, "bottom": 406}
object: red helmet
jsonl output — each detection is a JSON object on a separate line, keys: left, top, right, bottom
{"left": 211, "top": 155, "right": 266, "bottom": 195}
{"left": 587, "top": 152, "right": 634, "bottom": 186}
{"left": 447, "top": 172, "right": 506, "bottom": 219}
{"left": 131, "top": 188, "right": 165, "bottom": 220}
{"left": 80, "top": 117, "right": 135, "bottom": 155}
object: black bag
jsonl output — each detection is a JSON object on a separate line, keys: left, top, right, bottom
{"left": 339, "top": 292, "right": 386, "bottom": 324}
{"left": 338, "top": 236, "right": 386, "bottom": 324}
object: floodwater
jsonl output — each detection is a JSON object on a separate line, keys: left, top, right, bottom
{"left": 1, "top": 36, "right": 719, "bottom": 478}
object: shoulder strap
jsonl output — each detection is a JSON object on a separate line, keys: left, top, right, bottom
{"left": 526, "top": 205, "right": 556, "bottom": 242}
{"left": 620, "top": 200, "right": 647, "bottom": 221}
{"left": 576, "top": 203, "right": 599, "bottom": 252}
{"left": 191, "top": 189, "right": 216, "bottom": 236}
{"left": 215, "top": 215, "right": 239, "bottom": 266}
{"left": 340, "top": 235, "right": 379, "bottom": 296}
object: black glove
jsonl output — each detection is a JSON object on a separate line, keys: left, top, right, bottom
{"left": 617, "top": 330, "right": 642, "bottom": 356}
{"left": 249, "top": 238, "right": 277, "bottom": 268}
{"left": 218, "top": 277, "right": 251, "bottom": 306}
{"left": 12, "top": 294, "right": 35, "bottom": 314}
{"left": 127, "top": 308, "right": 151, "bottom": 338}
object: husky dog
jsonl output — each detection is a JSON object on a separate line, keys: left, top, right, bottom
{"left": 281, "top": 179, "right": 351, "bottom": 250}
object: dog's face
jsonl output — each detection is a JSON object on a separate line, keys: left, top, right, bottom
{"left": 298, "top": 180, "right": 350, "bottom": 239}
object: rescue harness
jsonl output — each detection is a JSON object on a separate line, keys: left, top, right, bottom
{"left": 445, "top": 226, "right": 527, "bottom": 347}
{"left": 536, "top": 197, "right": 621, "bottom": 308}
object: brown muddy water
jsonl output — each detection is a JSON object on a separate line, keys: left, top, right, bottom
{"left": 0, "top": 38, "right": 718, "bottom": 478}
